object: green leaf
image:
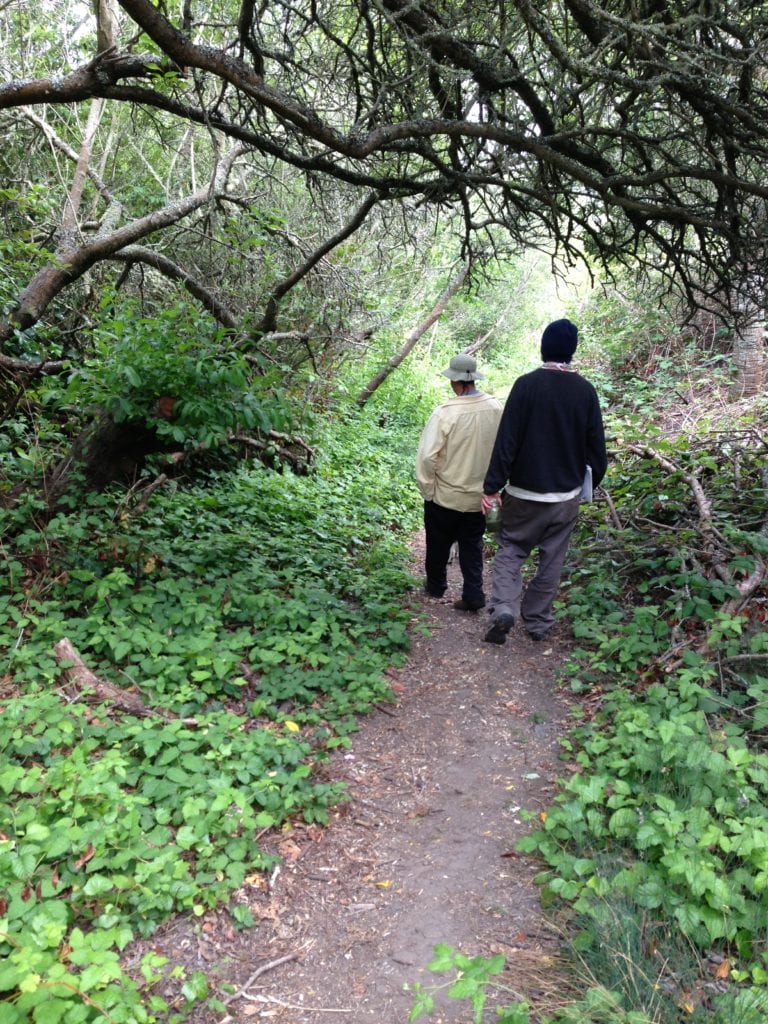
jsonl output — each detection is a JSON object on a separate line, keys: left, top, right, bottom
{"left": 32, "top": 997, "right": 72, "bottom": 1023}
{"left": 25, "top": 822, "right": 51, "bottom": 842}
{"left": 427, "top": 944, "right": 459, "bottom": 972}
{"left": 674, "top": 902, "right": 702, "bottom": 936}
{"left": 636, "top": 823, "right": 663, "bottom": 849}
{"left": 448, "top": 976, "right": 482, "bottom": 1001}
{"left": 181, "top": 970, "right": 209, "bottom": 1002}
{"left": 176, "top": 825, "right": 201, "bottom": 849}
{"left": 0, "top": 963, "right": 23, "bottom": 991}
{"left": 608, "top": 808, "right": 639, "bottom": 837}
{"left": 83, "top": 875, "right": 114, "bottom": 897}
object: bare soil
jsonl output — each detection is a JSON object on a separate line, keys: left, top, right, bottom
{"left": 141, "top": 533, "right": 576, "bottom": 1023}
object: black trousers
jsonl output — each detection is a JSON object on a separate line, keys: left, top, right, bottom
{"left": 423, "top": 500, "right": 486, "bottom": 604}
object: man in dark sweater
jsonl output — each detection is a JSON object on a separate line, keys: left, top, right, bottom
{"left": 481, "top": 319, "right": 607, "bottom": 644}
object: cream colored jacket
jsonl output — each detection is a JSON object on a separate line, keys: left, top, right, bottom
{"left": 415, "top": 392, "right": 503, "bottom": 513}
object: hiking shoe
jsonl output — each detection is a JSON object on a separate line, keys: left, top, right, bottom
{"left": 527, "top": 629, "right": 552, "bottom": 642}
{"left": 484, "top": 613, "right": 515, "bottom": 645}
{"left": 423, "top": 585, "right": 445, "bottom": 599}
{"left": 453, "top": 598, "right": 485, "bottom": 612}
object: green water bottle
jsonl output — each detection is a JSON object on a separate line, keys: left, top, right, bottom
{"left": 485, "top": 497, "right": 502, "bottom": 533}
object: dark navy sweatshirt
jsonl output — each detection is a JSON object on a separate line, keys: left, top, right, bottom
{"left": 483, "top": 366, "right": 607, "bottom": 496}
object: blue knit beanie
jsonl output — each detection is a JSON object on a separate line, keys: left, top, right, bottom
{"left": 541, "top": 319, "right": 578, "bottom": 362}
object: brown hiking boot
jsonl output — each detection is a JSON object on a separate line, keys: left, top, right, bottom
{"left": 452, "top": 598, "right": 485, "bottom": 612}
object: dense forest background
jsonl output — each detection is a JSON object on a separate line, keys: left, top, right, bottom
{"left": 1, "top": 2, "right": 767, "bottom": 1023}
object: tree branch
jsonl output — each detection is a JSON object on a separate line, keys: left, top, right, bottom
{"left": 255, "top": 192, "right": 380, "bottom": 337}
{"left": 355, "top": 259, "right": 471, "bottom": 407}
{"left": 0, "top": 146, "right": 245, "bottom": 357}
{"left": 107, "top": 246, "right": 240, "bottom": 330}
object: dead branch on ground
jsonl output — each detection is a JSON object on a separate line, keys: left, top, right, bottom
{"left": 622, "top": 442, "right": 767, "bottom": 669}
{"left": 54, "top": 637, "right": 157, "bottom": 717}
{"left": 53, "top": 637, "right": 199, "bottom": 725}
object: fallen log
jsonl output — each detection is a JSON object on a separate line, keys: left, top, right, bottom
{"left": 53, "top": 637, "right": 155, "bottom": 717}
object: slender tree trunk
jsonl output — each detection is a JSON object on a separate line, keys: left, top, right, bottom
{"left": 93, "top": 0, "right": 121, "bottom": 53}
{"left": 60, "top": 99, "right": 104, "bottom": 250}
{"left": 730, "top": 284, "right": 765, "bottom": 399}
{"left": 355, "top": 260, "right": 470, "bottom": 407}
{"left": 730, "top": 320, "right": 765, "bottom": 399}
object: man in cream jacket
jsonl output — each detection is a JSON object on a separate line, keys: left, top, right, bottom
{"left": 416, "top": 354, "right": 502, "bottom": 611}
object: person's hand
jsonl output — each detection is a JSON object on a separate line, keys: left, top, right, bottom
{"left": 481, "top": 492, "right": 501, "bottom": 514}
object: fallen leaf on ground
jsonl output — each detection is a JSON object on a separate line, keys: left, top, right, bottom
{"left": 712, "top": 959, "right": 730, "bottom": 979}
{"left": 278, "top": 839, "right": 302, "bottom": 861}
{"left": 74, "top": 844, "right": 95, "bottom": 870}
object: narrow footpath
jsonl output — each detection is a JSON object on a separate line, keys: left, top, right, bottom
{"left": 160, "top": 535, "right": 574, "bottom": 1023}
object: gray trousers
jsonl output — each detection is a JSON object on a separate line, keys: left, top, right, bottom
{"left": 490, "top": 494, "right": 581, "bottom": 634}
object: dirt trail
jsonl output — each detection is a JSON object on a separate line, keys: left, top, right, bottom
{"left": 161, "top": 535, "right": 572, "bottom": 1023}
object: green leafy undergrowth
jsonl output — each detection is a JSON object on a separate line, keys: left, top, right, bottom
{"left": 561, "top": 424, "right": 766, "bottom": 690}
{"left": 52, "top": 299, "right": 293, "bottom": 451}
{"left": 516, "top": 403, "right": 768, "bottom": 1019}
{"left": 407, "top": 944, "right": 516, "bottom": 1023}
{"left": 520, "top": 670, "right": 768, "bottom": 951}
{"left": 0, "top": 411, "right": 422, "bottom": 1021}
{"left": 408, "top": 940, "right": 768, "bottom": 1024}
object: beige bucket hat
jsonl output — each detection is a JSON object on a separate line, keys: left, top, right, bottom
{"left": 439, "top": 354, "right": 485, "bottom": 381}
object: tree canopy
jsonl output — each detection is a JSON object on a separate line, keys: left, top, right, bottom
{"left": 3, "top": 0, "right": 768, "bottom": 351}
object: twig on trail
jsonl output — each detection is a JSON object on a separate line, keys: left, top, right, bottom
{"left": 721, "top": 558, "right": 768, "bottom": 615}
{"left": 233, "top": 429, "right": 314, "bottom": 472}
{"left": 53, "top": 638, "right": 158, "bottom": 718}
{"left": 221, "top": 951, "right": 300, "bottom": 1006}
{"left": 355, "top": 796, "right": 398, "bottom": 817}
{"left": 241, "top": 993, "right": 353, "bottom": 1012}
{"left": 598, "top": 487, "right": 623, "bottom": 529}
{"left": 372, "top": 701, "right": 398, "bottom": 717}
{"left": 624, "top": 442, "right": 753, "bottom": 592}
{"left": 721, "top": 653, "right": 768, "bottom": 665}
{"left": 625, "top": 442, "right": 725, "bottom": 543}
